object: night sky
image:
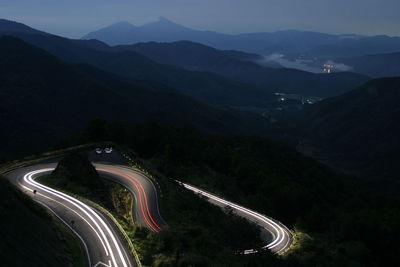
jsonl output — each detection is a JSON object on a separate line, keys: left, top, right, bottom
{"left": 1, "top": 0, "right": 399, "bottom": 38}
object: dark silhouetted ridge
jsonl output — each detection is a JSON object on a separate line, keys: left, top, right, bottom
{"left": 303, "top": 77, "right": 400, "bottom": 181}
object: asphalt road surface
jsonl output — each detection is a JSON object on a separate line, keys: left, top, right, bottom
{"left": 95, "top": 164, "right": 167, "bottom": 232}
{"left": 4, "top": 163, "right": 136, "bottom": 267}
{"left": 179, "top": 182, "right": 292, "bottom": 254}
{"left": 90, "top": 150, "right": 290, "bottom": 254}
{"left": 89, "top": 150, "right": 167, "bottom": 232}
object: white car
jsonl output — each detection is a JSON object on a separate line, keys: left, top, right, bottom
{"left": 95, "top": 148, "right": 102, "bottom": 154}
{"left": 104, "top": 147, "right": 113, "bottom": 154}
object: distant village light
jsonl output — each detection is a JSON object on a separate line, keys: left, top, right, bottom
{"left": 323, "top": 64, "right": 335, "bottom": 73}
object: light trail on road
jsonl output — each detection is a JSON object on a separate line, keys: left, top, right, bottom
{"left": 96, "top": 167, "right": 163, "bottom": 232}
{"left": 9, "top": 166, "right": 135, "bottom": 267}
{"left": 5, "top": 151, "right": 290, "bottom": 267}
{"left": 178, "top": 181, "right": 292, "bottom": 254}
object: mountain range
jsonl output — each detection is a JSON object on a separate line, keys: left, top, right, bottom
{"left": 0, "top": 19, "right": 368, "bottom": 103}
{"left": 115, "top": 40, "right": 369, "bottom": 97}
{"left": 0, "top": 36, "right": 272, "bottom": 159}
{"left": 0, "top": 20, "right": 273, "bottom": 107}
{"left": 2, "top": 18, "right": 398, "bottom": 164}
{"left": 83, "top": 17, "right": 400, "bottom": 59}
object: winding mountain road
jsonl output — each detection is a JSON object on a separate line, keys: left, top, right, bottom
{"left": 3, "top": 149, "right": 292, "bottom": 267}
{"left": 4, "top": 164, "right": 136, "bottom": 267}
{"left": 3, "top": 150, "right": 169, "bottom": 267}
{"left": 95, "top": 164, "right": 167, "bottom": 232}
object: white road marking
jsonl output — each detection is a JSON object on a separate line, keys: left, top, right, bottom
{"left": 93, "top": 261, "right": 111, "bottom": 267}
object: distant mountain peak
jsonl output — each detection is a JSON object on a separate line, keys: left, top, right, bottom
{"left": 108, "top": 21, "right": 137, "bottom": 29}
{"left": 158, "top": 16, "right": 172, "bottom": 23}
{"left": 82, "top": 20, "right": 138, "bottom": 42}
{"left": 113, "top": 21, "right": 134, "bottom": 26}
{"left": 144, "top": 16, "right": 187, "bottom": 29}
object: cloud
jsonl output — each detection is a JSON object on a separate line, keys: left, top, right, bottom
{"left": 326, "top": 60, "right": 354, "bottom": 72}
{"left": 262, "top": 53, "right": 284, "bottom": 61}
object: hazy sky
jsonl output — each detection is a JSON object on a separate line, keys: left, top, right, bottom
{"left": 1, "top": 0, "right": 399, "bottom": 38}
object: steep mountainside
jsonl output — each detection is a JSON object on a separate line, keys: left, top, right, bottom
{"left": 0, "top": 19, "right": 48, "bottom": 35}
{"left": 117, "top": 41, "right": 275, "bottom": 68}
{"left": 0, "top": 37, "right": 271, "bottom": 159}
{"left": 0, "top": 178, "right": 76, "bottom": 267}
{"left": 301, "top": 77, "right": 400, "bottom": 182}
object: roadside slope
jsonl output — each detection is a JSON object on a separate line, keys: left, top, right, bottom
{"left": 0, "top": 177, "right": 83, "bottom": 267}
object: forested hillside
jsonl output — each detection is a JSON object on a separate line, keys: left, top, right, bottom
{"left": 0, "top": 178, "right": 82, "bottom": 266}
{"left": 58, "top": 120, "right": 400, "bottom": 266}
{"left": 115, "top": 40, "right": 369, "bottom": 98}
{"left": 0, "top": 36, "right": 270, "bottom": 159}
{"left": 301, "top": 77, "right": 400, "bottom": 186}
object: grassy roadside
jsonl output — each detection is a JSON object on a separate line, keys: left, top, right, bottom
{"left": 0, "top": 177, "right": 84, "bottom": 267}
{"left": 117, "top": 146, "right": 277, "bottom": 267}
{"left": 280, "top": 228, "right": 310, "bottom": 257}
{"left": 52, "top": 217, "right": 87, "bottom": 267}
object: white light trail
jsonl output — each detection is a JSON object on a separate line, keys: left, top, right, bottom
{"left": 24, "top": 169, "right": 130, "bottom": 267}
{"left": 178, "top": 181, "right": 291, "bottom": 254}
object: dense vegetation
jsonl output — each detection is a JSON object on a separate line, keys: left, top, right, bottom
{"left": 132, "top": 169, "right": 273, "bottom": 266}
{"left": 301, "top": 77, "right": 400, "bottom": 189}
{"left": 40, "top": 152, "right": 276, "bottom": 266}
{"left": 3, "top": 92, "right": 400, "bottom": 266}
{"left": 73, "top": 120, "right": 400, "bottom": 266}
{"left": 43, "top": 153, "right": 110, "bottom": 205}
{"left": 0, "top": 177, "right": 84, "bottom": 267}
